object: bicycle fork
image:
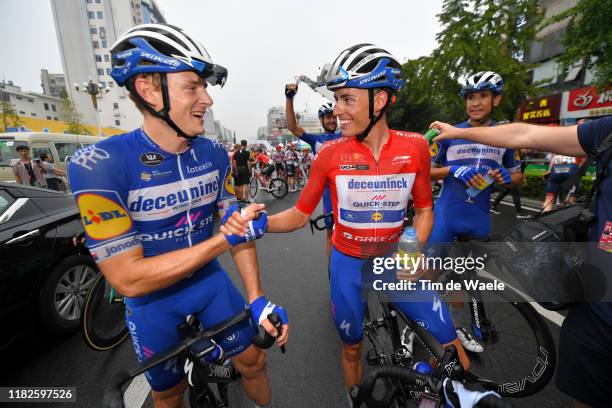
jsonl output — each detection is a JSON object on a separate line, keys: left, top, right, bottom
{"left": 467, "top": 294, "right": 497, "bottom": 344}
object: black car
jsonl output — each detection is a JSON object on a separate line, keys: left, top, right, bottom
{"left": 0, "top": 182, "right": 98, "bottom": 349}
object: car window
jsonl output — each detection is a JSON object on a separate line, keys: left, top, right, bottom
{"left": 0, "top": 190, "right": 14, "bottom": 214}
{"left": 32, "top": 145, "right": 54, "bottom": 162}
{"left": 54, "top": 142, "right": 80, "bottom": 162}
{"left": 0, "top": 140, "right": 21, "bottom": 166}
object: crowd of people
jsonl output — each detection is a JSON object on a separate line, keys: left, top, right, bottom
{"left": 25, "top": 20, "right": 608, "bottom": 408}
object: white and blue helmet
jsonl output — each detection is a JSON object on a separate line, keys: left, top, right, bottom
{"left": 460, "top": 71, "right": 504, "bottom": 97}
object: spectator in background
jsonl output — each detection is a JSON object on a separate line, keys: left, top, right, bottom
{"left": 232, "top": 140, "right": 251, "bottom": 202}
{"left": 40, "top": 153, "right": 66, "bottom": 191}
{"left": 543, "top": 153, "right": 579, "bottom": 211}
{"left": 490, "top": 148, "right": 530, "bottom": 218}
{"left": 12, "top": 145, "right": 46, "bottom": 187}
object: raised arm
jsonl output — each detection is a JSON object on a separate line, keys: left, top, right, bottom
{"left": 285, "top": 83, "right": 305, "bottom": 137}
{"left": 430, "top": 121, "right": 586, "bottom": 157}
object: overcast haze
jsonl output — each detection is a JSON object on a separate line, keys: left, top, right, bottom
{"left": 0, "top": 0, "right": 443, "bottom": 139}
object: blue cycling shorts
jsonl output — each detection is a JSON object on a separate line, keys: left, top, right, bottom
{"left": 328, "top": 246, "right": 456, "bottom": 345}
{"left": 125, "top": 260, "right": 257, "bottom": 391}
{"left": 429, "top": 202, "right": 491, "bottom": 245}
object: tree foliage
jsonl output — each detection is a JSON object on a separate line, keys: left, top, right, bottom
{"left": 389, "top": 0, "right": 543, "bottom": 131}
{"left": 61, "top": 93, "right": 90, "bottom": 135}
{"left": 544, "top": 0, "right": 612, "bottom": 90}
{"left": 0, "top": 99, "right": 23, "bottom": 132}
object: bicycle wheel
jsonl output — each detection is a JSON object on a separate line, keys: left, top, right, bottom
{"left": 81, "top": 273, "right": 129, "bottom": 351}
{"left": 269, "top": 178, "right": 288, "bottom": 199}
{"left": 249, "top": 176, "right": 258, "bottom": 199}
{"left": 440, "top": 275, "right": 556, "bottom": 397}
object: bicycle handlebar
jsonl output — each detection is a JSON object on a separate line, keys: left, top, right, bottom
{"left": 351, "top": 366, "right": 513, "bottom": 408}
{"left": 102, "top": 310, "right": 283, "bottom": 408}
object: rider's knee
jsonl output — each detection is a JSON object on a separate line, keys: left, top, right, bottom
{"left": 151, "top": 379, "right": 187, "bottom": 408}
{"left": 235, "top": 347, "right": 267, "bottom": 379}
{"left": 342, "top": 342, "right": 363, "bottom": 362}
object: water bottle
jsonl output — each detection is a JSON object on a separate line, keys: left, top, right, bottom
{"left": 465, "top": 174, "right": 495, "bottom": 198}
{"left": 398, "top": 227, "right": 419, "bottom": 272}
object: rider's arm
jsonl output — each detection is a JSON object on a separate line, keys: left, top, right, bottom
{"left": 267, "top": 207, "right": 310, "bottom": 232}
{"left": 430, "top": 166, "right": 451, "bottom": 181}
{"left": 228, "top": 229, "right": 263, "bottom": 302}
{"left": 286, "top": 90, "right": 305, "bottom": 137}
{"left": 431, "top": 122, "right": 586, "bottom": 157}
{"left": 412, "top": 138, "right": 435, "bottom": 244}
{"left": 429, "top": 140, "right": 450, "bottom": 181}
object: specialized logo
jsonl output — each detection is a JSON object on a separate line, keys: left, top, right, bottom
{"left": 78, "top": 194, "right": 132, "bottom": 240}
{"left": 415, "top": 319, "right": 429, "bottom": 329}
{"left": 339, "top": 320, "right": 351, "bottom": 338}
{"left": 372, "top": 212, "right": 383, "bottom": 221}
{"left": 432, "top": 297, "right": 447, "bottom": 324}
{"left": 391, "top": 155, "right": 412, "bottom": 166}
{"left": 359, "top": 70, "right": 385, "bottom": 85}
{"left": 71, "top": 146, "right": 110, "bottom": 171}
{"left": 140, "top": 152, "right": 164, "bottom": 166}
{"left": 140, "top": 51, "right": 180, "bottom": 67}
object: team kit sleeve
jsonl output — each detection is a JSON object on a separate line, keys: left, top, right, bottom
{"left": 502, "top": 148, "right": 523, "bottom": 172}
{"left": 67, "top": 143, "right": 142, "bottom": 264}
{"left": 412, "top": 138, "right": 434, "bottom": 208}
{"left": 215, "top": 143, "right": 237, "bottom": 216}
{"left": 295, "top": 145, "right": 330, "bottom": 216}
{"left": 430, "top": 140, "right": 447, "bottom": 167}
{"left": 299, "top": 132, "right": 319, "bottom": 151}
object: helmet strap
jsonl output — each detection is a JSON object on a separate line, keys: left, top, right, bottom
{"left": 126, "top": 73, "right": 196, "bottom": 140}
{"left": 357, "top": 89, "right": 390, "bottom": 142}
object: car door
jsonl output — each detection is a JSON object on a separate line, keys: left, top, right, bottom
{"left": 0, "top": 186, "right": 57, "bottom": 339}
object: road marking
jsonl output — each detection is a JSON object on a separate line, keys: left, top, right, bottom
{"left": 124, "top": 374, "right": 150, "bottom": 408}
{"left": 498, "top": 200, "right": 541, "bottom": 213}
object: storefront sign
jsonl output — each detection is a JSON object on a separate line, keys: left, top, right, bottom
{"left": 560, "top": 85, "right": 612, "bottom": 119}
{"left": 518, "top": 93, "right": 562, "bottom": 124}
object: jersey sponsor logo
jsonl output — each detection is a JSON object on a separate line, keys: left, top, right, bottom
{"left": 371, "top": 212, "right": 383, "bottom": 221}
{"left": 415, "top": 319, "right": 429, "bottom": 329}
{"left": 358, "top": 70, "right": 385, "bottom": 85}
{"left": 446, "top": 143, "right": 504, "bottom": 162}
{"left": 128, "top": 171, "right": 219, "bottom": 221}
{"left": 186, "top": 161, "right": 213, "bottom": 174}
{"left": 340, "top": 153, "right": 364, "bottom": 163}
{"left": 139, "top": 214, "right": 214, "bottom": 242}
{"left": 70, "top": 145, "right": 110, "bottom": 171}
{"left": 140, "top": 152, "right": 164, "bottom": 166}
{"left": 352, "top": 200, "right": 401, "bottom": 208}
{"left": 340, "top": 164, "right": 370, "bottom": 171}
{"left": 78, "top": 193, "right": 132, "bottom": 240}
{"left": 339, "top": 320, "right": 351, "bottom": 337}
{"left": 347, "top": 177, "right": 409, "bottom": 190}
{"left": 430, "top": 142, "right": 439, "bottom": 158}
{"left": 140, "top": 169, "right": 173, "bottom": 181}
{"left": 342, "top": 231, "right": 401, "bottom": 242}
{"left": 140, "top": 51, "right": 180, "bottom": 67}
{"left": 224, "top": 172, "right": 235, "bottom": 195}
{"left": 391, "top": 155, "right": 412, "bottom": 166}
{"left": 95, "top": 234, "right": 141, "bottom": 261}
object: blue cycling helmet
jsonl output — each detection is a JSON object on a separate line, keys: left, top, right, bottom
{"left": 109, "top": 23, "right": 228, "bottom": 138}
{"left": 323, "top": 44, "right": 405, "bottom": 92}
{"left": 322, "top": 44, "right": 405, "bottom": 140}
{"left": 318, "top": 102, "right": 334, "bottom": 118}
{"left": 460, "top": 71, "right": 504, "bottom": 97}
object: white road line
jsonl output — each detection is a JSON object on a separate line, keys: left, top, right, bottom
{"left": 123, "top": 374, "right": 150, "bottom": 408}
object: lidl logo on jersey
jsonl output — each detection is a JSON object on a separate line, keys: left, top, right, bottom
{"left": 78, "top": 193, "right": 132, "bottom": 240}
{"left": 127, "top": 171, "right": 219, "bottom": 221}
{"left": 430, "top": 142, "right": 439, "bottom": 158}
{"left": 371, "top": 212, "right": 383, "bottom": 221}
{"left": 446, "top": 143, "right": 504, "bottom": 162}
{"left": 224, "top": 172, "right": 235, "bottom": 195}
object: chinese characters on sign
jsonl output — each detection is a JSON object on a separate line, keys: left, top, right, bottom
{"left": 518, "top": 93, "right": 562, "bottom": 124}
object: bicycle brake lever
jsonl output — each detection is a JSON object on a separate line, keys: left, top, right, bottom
{"left": 267, "top": 313, "right": 286, "bottom": 354}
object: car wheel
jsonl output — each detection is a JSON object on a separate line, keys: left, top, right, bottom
{"left": 39, "top": 255, "right": 99, "bottom": 334}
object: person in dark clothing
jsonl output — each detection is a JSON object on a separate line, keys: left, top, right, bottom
{"left": 232, "top": 139, "right": 251, "bottom": 201}
{"left": 490, "top": 149, "right": 529, "bottom": 218}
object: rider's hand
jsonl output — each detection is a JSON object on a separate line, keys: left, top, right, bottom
{"left": 488, "top": 167, "right": 512, "bottom": 186}
{"left": 285, "top": 83, "right": 298, "bottom": 99}
{"left": 449, "top": 165, "right": 485, "bottom": 188}
{"left": 396, "top": 252, "right": 428, "bottom": 282}
{"left": 429, "top": 121, "right": 466, "bottom": 141}
{"left": 220, "top": 203, "right": 267, "bottom": 246}
{"left": 250, "top": 296, "right": 289, "bottom": 347}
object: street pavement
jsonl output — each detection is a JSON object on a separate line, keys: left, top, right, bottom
{"left": 1, "top": 191, "right": 572, "bottom": 407}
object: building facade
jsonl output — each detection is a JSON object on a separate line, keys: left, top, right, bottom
{"left": 40, "top": 69, "right": 67, "bottom": 97}
{"left": 50, "top": 0, "right": 166, "bottom": 132}
{"left": 0, "top": 81, "right": 64, "bottom": 122}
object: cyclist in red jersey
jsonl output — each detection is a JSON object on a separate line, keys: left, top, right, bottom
{"left": 223, "top": 44, "right": 470, "bottom": 398}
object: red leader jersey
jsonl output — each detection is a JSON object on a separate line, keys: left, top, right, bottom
{"left": 296, "top": 129, "right": 432, "bottom": 258}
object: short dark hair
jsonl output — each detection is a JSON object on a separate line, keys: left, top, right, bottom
{"left": 16, "top": 145, "right": 29, "bottom": 151}
{"left": 240, "top": 139, "right": 247, "bottom": 146}
{"left": 40, "top": 153, "right": 49, "bottom": 161}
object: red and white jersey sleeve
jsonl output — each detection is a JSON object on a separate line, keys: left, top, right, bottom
{"left": 296, "top": 130, "right": 432, "bottom": 258}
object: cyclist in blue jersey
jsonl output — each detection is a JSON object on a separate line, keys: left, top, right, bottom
{"left": 285, "top": 83, "right": 341, "bottom": 257}
{"left": 429, "top": 71, "right": 523, "bottom": 352}
{"left": 67, "top": 24, "right": 287, "bottom": 408}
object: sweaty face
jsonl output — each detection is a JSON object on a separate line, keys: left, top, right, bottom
{"left": 333, "top": 88, "right": 372, "bottom": 137}
{"left": 320, "top": 112, "right": 337, "bottom": 133}
{"left": 166, "top": 71, "right": 213, "bottom": 136}
{"left": 465, "top": 91, "right": 501, "bottom": 122}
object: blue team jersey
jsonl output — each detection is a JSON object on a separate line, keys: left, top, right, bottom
{"left": 67, "top": 128, "right": 235, "bottom": 265}
{"left": 300, "top": 130, "right": 342, "bottom": 154}
{"left": 431, "top": 121, "right": 522, "bottom": 212}
{"left": 577, "top": 117, "right": 612, "bottom": 325}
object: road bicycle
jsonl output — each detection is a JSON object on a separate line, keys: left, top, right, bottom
{"left": 102, "top": 310, "right": 283, "bottom": 408}
{"left": 363, "top": 235, "right": 556, "bottom": 405}
{"left": 249, "top": 164, "right": 288, "bottom": 200}
{"left": 81, "top": 272, "right": 129, "bottom": 351}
